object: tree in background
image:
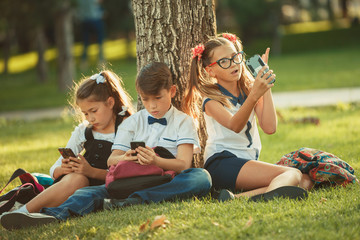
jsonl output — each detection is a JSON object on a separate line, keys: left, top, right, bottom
{"left": 55, "top": 0, "right": 75, "bottom": 92}
{"left": 103, "top": 0, "right": 135, "bottom": 59}
{"left": 217, "top": 0, "right": 283, "bottom": 55}
{"left": 0, "top": 0, "right": 74, "bottom": 91}
{"left": 131, "top": 0, "right": 216, "bottom": 166}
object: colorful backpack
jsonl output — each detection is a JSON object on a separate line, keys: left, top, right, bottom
{"left": 276, "top": 147, "right": 359, "bottom": 187}
{"left": 0, "top": 169, "right": 45, "bottom": 214}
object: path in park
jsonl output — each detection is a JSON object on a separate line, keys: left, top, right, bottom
{"left": 1, "top": 87, "right": 360, "bottom": 121}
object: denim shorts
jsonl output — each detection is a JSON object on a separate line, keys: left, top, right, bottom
{"left": 204, "top": 150, "right": 250, "bottom": 192}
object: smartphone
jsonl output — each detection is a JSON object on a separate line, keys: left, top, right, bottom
{"left": 58, "top": 148, "right": 77, "bottom": 159}
{"left": 130, "top": 141, "right": 145, "bottom": 156}
{"left": 245, "top": 54, "right": 275, "bottom": 84}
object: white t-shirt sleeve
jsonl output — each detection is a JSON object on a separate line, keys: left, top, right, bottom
{"left": 49, "top": 122, "right": 87, "bottom": 179}
{"left": 176, "top": 115, "right": 201, "bottom": 153}
{"left": 112, "top": 116, "right": 136, "bottom": 152}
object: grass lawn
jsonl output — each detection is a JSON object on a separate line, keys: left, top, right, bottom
{"left": 0, "top": 103, "right": 359, "bottom": 239}
{"left": 0, "top": 58, "right": 138, "bottom": 112}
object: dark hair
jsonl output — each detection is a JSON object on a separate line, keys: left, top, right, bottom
{"left": 71, "top": 70, "right": 134, "bottom": 122}
{"left": 136, "top": 62, "right": 173, "bottom": 95}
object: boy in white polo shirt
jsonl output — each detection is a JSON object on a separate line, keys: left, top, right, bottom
{"left": 105, "top": 62, "right": 212, "bottom": 206}
{"left": 0, "top": 62, "right": 211, "bottom": 230}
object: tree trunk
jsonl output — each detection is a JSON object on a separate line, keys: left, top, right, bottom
{"left": 36, "top": 26, "right": 48, "bottom": 83}
{"left": 55, "top": 1, "right": 75, "bottom": 92}
{"left": 2, "top": 25, "right": 12, "bottom": 75}
{"left": 131, "top": 0, "right": 216, "bottom": 167}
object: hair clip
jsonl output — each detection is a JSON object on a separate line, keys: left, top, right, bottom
{"left": 191, "top": 44, "right": 205, "bottom": 60}
{"left": 90, "top": 73, "right": 105, "bottom": 84}
{"left": 118, "top": 106, "right": 128, "bottom": 116}
{"left": 222, "top": 33, "right": 237, "bottom": 43}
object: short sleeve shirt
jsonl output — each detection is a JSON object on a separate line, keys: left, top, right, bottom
{"left": 112, "top": 106, "right": 200, "bottom": 157}
{"left": 203, "top": 84, "right": 261, "bottom": 162}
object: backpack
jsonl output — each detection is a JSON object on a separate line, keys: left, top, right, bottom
{"left": 0, "top": 169, "right": 45, "bottom": 214}
{"left": 106, "top": 146, "right": 176, "bottom": 199}
{"left": 276, "top": 147, "right": 359, "bottom": 187}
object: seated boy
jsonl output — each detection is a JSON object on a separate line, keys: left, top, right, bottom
{"left": 104, "top": 61, "right": 211, "bottom": 207}
{"left": 0, "top": 62, "right": 212, "bottom": 230}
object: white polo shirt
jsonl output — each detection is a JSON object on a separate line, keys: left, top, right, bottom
{"left": 112, "top": 106, "right": 200, "bottom": 157}
{"left": 203, "top": 84, "right": 261, "bottom": 162}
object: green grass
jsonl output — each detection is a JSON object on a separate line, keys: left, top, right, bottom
{"left": 0, "top": 59, "right": 138, "bottom": 112}
{"left": 269, "top": 46, "right": 360, "bottom": 92}
{"left": 1, "top": 104, "right": 359, "bottom": 239}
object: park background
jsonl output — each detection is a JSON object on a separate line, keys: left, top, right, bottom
{"left": 1, "top": 0, "right": 360, "bottom": 239}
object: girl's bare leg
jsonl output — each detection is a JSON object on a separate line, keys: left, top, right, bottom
{"left": 25, "top": 173, "right": 90, "bottom": 213}
{"left": 299, "top": 173, "right": 314, "bottom": 190}
{"left": 234, "top": 160, "right": 302, "bottom": 198}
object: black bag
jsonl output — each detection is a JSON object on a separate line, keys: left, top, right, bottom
{"left": 0, "top": 169, "right": 44, "bottom": 214}
{"left": 107, "top": 174, "right": 172, "bottom": 199}
{"left": 106, "top": 146, "right": 175, "bottom": 199}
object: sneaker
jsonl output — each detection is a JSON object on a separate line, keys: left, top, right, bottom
{"left": 249, "top": 186, "right": 308, "bottom": 202}
{"left": 1, "top": 212, "right": 57, "bottom": 230}
{"left": 103, "top": 197, "right": 142, "bottom": 210}
{"left": 218, "top": 189, "right": 235, "bottom": 202}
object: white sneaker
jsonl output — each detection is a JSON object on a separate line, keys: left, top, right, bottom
{"left": 1, "top": 212, "right": 57, "bottom": 230}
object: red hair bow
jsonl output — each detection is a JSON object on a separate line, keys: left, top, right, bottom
{"left": 191, "top": 44, "right": 205, "bottom": 60}
{"left": 222, "top": 33, "right": 237, "bottom": 43}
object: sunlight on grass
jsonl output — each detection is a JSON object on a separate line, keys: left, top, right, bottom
{"left": 281, "top": 18, "right": 351, "bottom": 34}
{"left": 0, "top": 39, "right": 137, "bottom": 74}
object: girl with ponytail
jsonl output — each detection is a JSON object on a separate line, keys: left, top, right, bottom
{"left": 183, "top": 33, "right": 313, "bottom": 202}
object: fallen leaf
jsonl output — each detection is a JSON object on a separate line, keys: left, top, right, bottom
{"left": 139, "top": 219, "right": 150, "bottom": 232}
{"left": 245, "top": 216, "right": 253, "bottom": 227}
{"left": 320, "top": 197, "right": 327, "bottom": 203}
{"left": 212, "top": 222, "right": 220, "bottom": 227}
{"left": 150, "top": 215, "right": 167, "bottom": 230}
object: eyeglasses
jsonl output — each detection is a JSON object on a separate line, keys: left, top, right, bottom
{"left": 207, "top": 51, "right": 244, "bottom": 69}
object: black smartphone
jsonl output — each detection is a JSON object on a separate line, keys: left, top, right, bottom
{"left": 130, "top": 141, "right": 145, "bottom": 156}
{"left": 245, "top": 54, "right": 275, "bottom": 84}
{"left": 58, "top": 148, "right": 77, "bottom": 159}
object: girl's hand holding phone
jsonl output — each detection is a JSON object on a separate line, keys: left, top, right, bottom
{"left": 251, "top": 67, "right": 275, "bottom": 100}
{"left": 70, "top": 154, "right": 93, "bottom": 177}
{"left": 60, "top": 158, "right": 74, "bottom": 175}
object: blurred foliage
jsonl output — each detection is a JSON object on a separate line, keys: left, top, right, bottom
{"left": 216, "top": 0, "right": 281, "bottom": 43}
{"left": 0, "top": 0, "right": 74, "bottom": 54}
{"left": 102, "top": 0, "right": 134, "bottom": 38}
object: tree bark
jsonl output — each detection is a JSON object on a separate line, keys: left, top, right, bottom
{"left": 131, "top": 0, "right": 216, "bottom": 167}
{"left": 54, "top": 0, "right": 75, "bottom": 92}
{"left": 36, "top": 26, "right": 48, "bottom": 83}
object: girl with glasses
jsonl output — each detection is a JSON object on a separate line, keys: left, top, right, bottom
{"left": 183, "top": 33, "right": 313, "bottom": 202}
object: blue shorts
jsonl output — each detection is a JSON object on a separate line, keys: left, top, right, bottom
{"left": 204, "top": 150, "right": 250, "bottom": 192}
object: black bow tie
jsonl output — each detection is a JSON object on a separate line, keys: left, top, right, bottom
{"left": 148, "top": 116, "right": 167, "bottom": 126}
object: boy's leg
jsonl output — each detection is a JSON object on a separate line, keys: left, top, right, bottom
{"left": 41, "top": 184, "right": 109, "bottom": 220}
{"left": 128, "top": 168, "right": 211, "bottom": 203}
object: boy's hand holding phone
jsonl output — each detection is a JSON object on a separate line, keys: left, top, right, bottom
{"left": 136, "top": 146, "right": 158, "bottom": 166}
{"left": 122, "top": 149, "right": 139, "bottom": 162}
